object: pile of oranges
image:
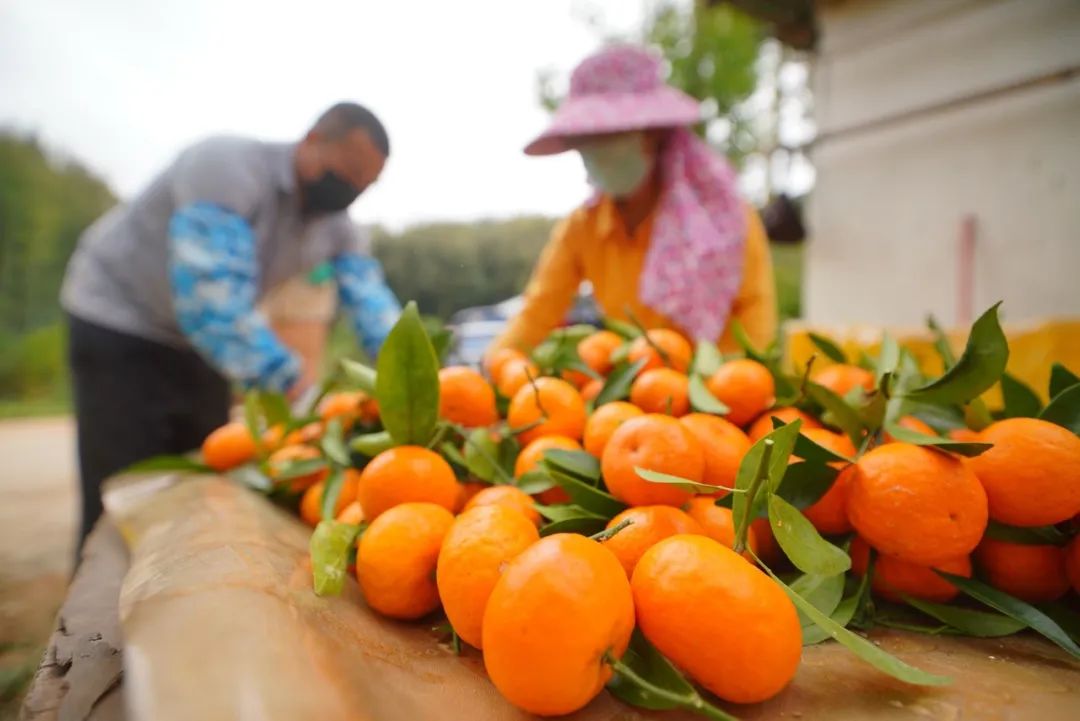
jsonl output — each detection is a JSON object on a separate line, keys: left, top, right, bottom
{"left": 198, "top": 321, "right": 1080, "bottom": 718}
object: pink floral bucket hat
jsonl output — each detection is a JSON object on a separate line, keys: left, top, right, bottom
{"left": 524, "top": 45, "right": 748, "bottom": 345}
{"left": 524, "top": 45, "right": 702, "bottom": 156}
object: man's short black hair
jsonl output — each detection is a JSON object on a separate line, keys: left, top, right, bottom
{"left": 314, "top": 102, "right": 390, "bottom": 156}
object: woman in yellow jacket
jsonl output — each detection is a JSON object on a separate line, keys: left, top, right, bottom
{"left": 491, "top": 45, "right": 776, "bottom": 357}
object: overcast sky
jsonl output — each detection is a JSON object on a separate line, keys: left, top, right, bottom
{"left": 1, "top": 0, "right": 665, "bottom": 228}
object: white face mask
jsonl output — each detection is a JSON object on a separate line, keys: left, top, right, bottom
{"left": 577, "top": 132, "right": 654, "bottom": 198}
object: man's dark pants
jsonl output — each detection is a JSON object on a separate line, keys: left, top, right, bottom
{"left": 67, "top": 314, "right": 230, "bottom": 549}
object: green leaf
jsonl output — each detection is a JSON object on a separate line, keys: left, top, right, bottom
{"left": 882, "top": 422, "right": 992, "bottom": 457}
{"left": 775, "top": 462, "right": 839, "bottom": 510}
{"left": 595, "top": 358, "right": 648, "bottom": 406}
{"left": 1036, "top": 601, "right": 1080, "bottom": 644}
{"left": 1039, "top": 383, "right": 1080, "bottom": 435}
{"left": 123, "top": 454, "right": 212, "bottom": 474}
{"left": 902, "top": 596, "right": 1027, "bottom": 637}
{"left": 691, "top": 341, "right": 724, "bottom": 377}
{"left": 374, "top": 302, "right": 440, "bottom": 445}
{"left": 926, "top": 315, "right": 958, "bottom": 368}
{"left": 802, "top": 592, "right": 858, "bottom": 645}
{"left": 999, "top": 372, "right": 1043, "bottom": 419}
{"left": 937, "top": 572, "right": 1080, "bottom": 659}
{"left": 545, "top": 469, "right": 626, "bottom": 518}
{"left": 538, "top": 516, "right": 607, "bottom": 536}
{"left": 730, "top": 318, "right": 768, "bottom": 364}
{"left": 534, "top": 503, "right": 605, "bottom": 523}
{"left": 319, "top": 467, "right": 345, "bottom": 522}
{"left": 464, "top": 428, "right": 512, "bottom": 483}
{"left": 808, "top": 332, "right": 846, "bottom": 364}
{"left": 768, "top": 495, "right": 851, "bottom": 576}
{"left": 790, "top": 573, "right": 845, "bottom": 630}
{"left": 542, "top": 448, "right": 601, "bottom": 483}
{"left": 350, "top": 430, "right": 395, "bottom": 457}
{"left": 319, "top": 418, "right": 351, "bottom": 466}
{"left": 606, "top": 630, "right": 697, "bottom": 711}
{"left": 732, "top": 421, "right": 803, "bottom": 538}
{"left": 269, "top": 457, "right": 327, "bottom": 482}
{"left": 762, "top": 564, "right": 951, "bottom": 686}
{"left": 688, "top": 373, "right": 730, "bottom": 415}
{"left": 875, "top": 333, "right": 900, "bottom": 383}
{"left": 310, "top": 520, "right": 362, "bottom": 596}
{"left": 243, "top": 390, "right": 263, "bottom": 446}
{"left": 775, "top": 419, "right": 853, "bottom": 464}
{"left": 258, "top": 391, "right": 292, "bottom": 428}
{"left": 340, "top": 359, "right": 377, "bottom": 393}
{"left": 605, "top": 632, "right": 739, "bottom": 721}
{"left": 906, "top": 303, "right": 1008, "bottom": 405}
{"left": 1050, "top": 363, "right": 1080, "bottom": 399}
{"left": 805, "top": 381, "right": 864, "bottom": 446}
{"left": 604, "top": 317, "right": 640, "bottom": 339}
{"left": 229, "top": 464, "right": 272, "bottom": 492}
{"left": 984, "top": 520, "right": 1069, "bottom": 546}
{"left": 515, "top": 470, "right": 556, "bottom": 495}
{"left": 439, "top": 441, "right": 468, "bottom": 469}
{"left": 635, "top": 467, "right": 732, "bottom": 495}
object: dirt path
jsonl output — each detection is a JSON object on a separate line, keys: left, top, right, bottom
{"left": 0, "top": 417, "right": 77, "bottom": 719}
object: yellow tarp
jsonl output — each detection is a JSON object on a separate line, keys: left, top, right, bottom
{"left": 784, "top": 317, "right": 1080, "bottom": 406}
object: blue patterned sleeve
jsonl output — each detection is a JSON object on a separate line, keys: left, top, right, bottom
{"left": 332, "top": 253, "right": 402, "bottom": 358}
{"left": 168, "top": 202, "right": 301, "bottom": 392}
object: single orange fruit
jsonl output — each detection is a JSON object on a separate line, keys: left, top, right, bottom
{"left": 846, "top": 443, "right": 988, "bottom": 565}
{"left": 601, "top": 505, "right": 702, "bottom": 577}
{"left": 438, "top": 366, "right": 498, "bottom": 428}
{"left": 881, "top": 415, "right": 937, "bottom": 444}
{"left": 357, "top": 446, "right": 460, "bottom": 520}
{"left": 601, "top": 414, "right": 705, "bottom": 507}
{"left": 850, "top": 537, "right": 971, "bottom": 603}
{"left": 486, "top": 347, "right": 527, "bottom": 381}
{"left": 629, "top": 367, "right": 690, "bottom": 416}
{"left": 627, "top": 329, "right": 692, "bottom": 373}
{"left": 482, "top": 534, "right": 634, "bottom": 716}
{"left": 580, "top": 378, "right": 604, "bottom": 403}
{"left": 266, "top": 444, "right": 328, "bottom": 491}
{"left": 577, "top": 330, "right": 623, "bottom": 377}
{"left": 496, "top": 357, "right": 540, "bottom": 399}
{"left": 974, "top": 537, "right": 1071, "bottom": 603}
{"left": 465, "top": 484, "right": 541, "bottom": 526}
{"left": 706, "top": 359, "right": 776, "bottom": 427}
{"left": 1065, "top": 537, "right": 1080, "bottom": 595}
{"left": 436, "top": 505, "right": 540, "bottom": 648}
{"left": 299, "top": 468, "right": 361, "bottom": 527}
{"left": 356, "top": 502, "right": 454, "bottom": 619}
{"left": 747, "top": 406, "right": 822, "bottom": 442}
{"left": 796, "top": 428, "right": 857, "bottom": 535}
{"left": 968, "top": 417, "right": 1080, "bottom": 527}
{"left": 335, "top": 500, "right": 365, "bottom": 525}
{"left": 679, "top": 413, "right": 751, "bottom": 496}
{"left": 319, "top": 390, "right": 375, "bottom": 430}
{"left": 560, "top": 367, "right": 592, "bottom": 389}
{"left": 632, "top": 535, "right": 802, "bottom": 703}
{"left": 507, "top": 377, "right": 587, "bottom": 445}
{"left": 514, "top": 435, "right": 582, "bottom": 478}
{"left": 812, "top": 363, "right": 875, "bottom": 397}
{"left": 584, "top": 401, "right": 644, "bottom": 458}
{"left": 685, "top": 497, "right": 758, "bottom": 555}
{"left": 202, "top": 422, "right": 258, "bottom": 471}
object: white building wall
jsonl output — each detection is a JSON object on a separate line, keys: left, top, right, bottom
{"left": 806, "top": 0, "right": 1080, "bottom": 328}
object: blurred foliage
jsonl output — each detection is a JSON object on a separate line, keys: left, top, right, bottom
{"left": 771, "top": 241, "right": 802, "bottom": 324}
{"left": 0, "top": 131, "right": 115, "bottom": 408}
{"left": 537, "top": 0, "right": 763, "bottom": 164}
{"left": 371, "top": 217, "right": 554, "bottom": 320}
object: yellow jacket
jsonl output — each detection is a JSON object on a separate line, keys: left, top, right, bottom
{"left": 491, "top": 197, "right": 777, "bottom": 354}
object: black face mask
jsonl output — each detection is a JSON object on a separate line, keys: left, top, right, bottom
{"left": 301, "top": 170, "right": 361, "bottom": 215}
